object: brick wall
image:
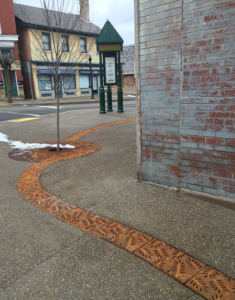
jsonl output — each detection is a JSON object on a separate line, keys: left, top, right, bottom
{"left": 0, "top": 0, "right": 24, "bottom": 99}
{"left": 139, "top": 0, "right": 183, "bottom": 188}
{"left": 138, "top": 0, "right": 235, "bottom": 199}
{"left": 123, "top": 74, "right": 136, "bottom": 88}
{"left": 180, "top": 0, "right": 235, "bottom": 198}
{"left": 0, "top": 0, "right": 17, "bottom": 35}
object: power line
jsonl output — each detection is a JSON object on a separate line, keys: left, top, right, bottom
{"left": 122, "top": 32, "right": 134, "bottom": 37}
{"left": 114, "top": 17, "right": 134, "bottom": 26}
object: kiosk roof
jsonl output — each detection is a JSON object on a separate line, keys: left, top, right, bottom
{"left": 96, "top": 20, "right": 124, "bottom": 45}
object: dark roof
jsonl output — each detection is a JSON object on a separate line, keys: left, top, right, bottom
{"left": 96, "top": 20, "right": 123, "bottom": 45}
{"left": 14, "top": 3, "right": 100, "bottom": 36}
{"left": 121, "top": 45, "right": 135, "bottom": 74}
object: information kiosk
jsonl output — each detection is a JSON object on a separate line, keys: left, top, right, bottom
{"left": 96, "top": 20, "right": 124, "bottom": 113}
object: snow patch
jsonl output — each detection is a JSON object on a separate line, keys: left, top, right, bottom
{"left": 80, "top": 16, "right": 90, "bottom": 23}
{"left": 0, "top": 132, "right": 75, "bottom": 150}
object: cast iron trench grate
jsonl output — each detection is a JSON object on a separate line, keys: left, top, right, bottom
{"left": 9, "top": 118, "right": 235, "bottom": 300}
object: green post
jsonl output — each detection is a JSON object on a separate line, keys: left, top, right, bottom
{"left": 117, "top": 51, "right": 124, "bottom": 113}
{"left": 99, "top": 52, "right": 106, "bottom": 114}
{"left": 107, "top": 85, "right": 113, "bottom": 111}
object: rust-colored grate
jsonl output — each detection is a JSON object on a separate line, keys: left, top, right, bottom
{"left": 11, "top": 118, "right": 235, "bottom": 300}
{"left": 9, "top": 142, "right": 100, "bottom": 162}
{"left": 134, "top": 239, "right": 205, "bottom": 284}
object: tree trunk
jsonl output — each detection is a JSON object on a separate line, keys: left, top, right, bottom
{"left": 55, "top": 74, "right": 60, "bottom": 151}
{"left": 5, "top": 67, "right": 12, "bottom": 103}
{"left": 57, "top": 93, "right": 60, "bottom": 151}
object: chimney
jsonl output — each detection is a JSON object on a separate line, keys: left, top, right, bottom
{"left": 80, "top": 0, "right": 89, "bottom": 22}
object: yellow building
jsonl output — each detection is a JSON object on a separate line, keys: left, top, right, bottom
{"left": 14, "top": 2, "right": 100, "bottom": 100}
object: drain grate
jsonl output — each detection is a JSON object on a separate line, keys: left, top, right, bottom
{"left": 13, "top": 119, "right": 235, "bottom": 300}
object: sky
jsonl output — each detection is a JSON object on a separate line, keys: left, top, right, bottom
{"left": 14, "top": 0, "right": 135, "bottom": 45}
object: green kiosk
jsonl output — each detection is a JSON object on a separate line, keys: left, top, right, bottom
{"left": 96, "top": 20, "right": 124, "bottom": 114}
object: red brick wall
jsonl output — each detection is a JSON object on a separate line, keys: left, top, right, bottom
{"left": 16, "top": 70, "right": 23, "bottom": 82}
{"left": 139, "top": 0, "right": 235, "bottom": 199}
{"left": 139, "top": 0, "right": 182, "bottom": 188}
{"left": 180, "top": 1, "right": 235, "bottom": 198}
{"left": 0, "top": 0, "right": 17, "bottom": 35}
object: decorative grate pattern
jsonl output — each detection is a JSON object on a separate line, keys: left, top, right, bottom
{"left": 9, "top": 142, "right": 100, "bottom": 162}
{"left": 134, "top": 239, "right": 205, "bottom": 284}
{"left": 186, "top": 266, "right": 235, "bottom": 299}
{"left": 11, "top": 118, "right": 235, "bottom": 300}
{"left": 99, "top": 44, "right": 121, "bottom": 52}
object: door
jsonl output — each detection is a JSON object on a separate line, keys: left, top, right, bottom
{"left": 92, "top": 76, "right": 98, "bottom": 95}
{"left": 54, "top": 76, "right": 63, "bottom": 98}
{"left": 3, "top": 71, "right": 18, "bottom": 96}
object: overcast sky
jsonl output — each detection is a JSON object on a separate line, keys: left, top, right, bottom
{"left": 14, "top": 0, "right": 135, "bottom": 45}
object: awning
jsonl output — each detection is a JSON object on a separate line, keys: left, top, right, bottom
{"left": 38, "top": 70, "right": 76, "bottom": 75}
{"left": 38, "top": 70, "right": 54, "bottom": 75}
{"left": 80, "top": 70, "right": 100, "bottom": 75}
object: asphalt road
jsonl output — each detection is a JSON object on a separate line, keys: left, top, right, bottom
{"left": 0, "top": 101, "right": 136, "bottom": 122}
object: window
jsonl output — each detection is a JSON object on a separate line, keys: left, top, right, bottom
{"left": 61, "top": 35, "right": 69, "bottom": 52}
{"left": 38, "top": 75, "right": 52, "bottom": 91}
{"left": 63, "top": 75, "right": 75, "bottom": 90}
{"left": 10, "top": 71, "right": 16, "bottom": 87}
{"left": 42, "top": 33, "right": 51, "bottom": 51}
{"left": 80, "top": 38, "right": 87, "bottom": 53}
{"left": 79, "top": 75, "right": 89, "bottom": 88}
{"left": 1, "top": 49, "right": 11, "bottom": 58}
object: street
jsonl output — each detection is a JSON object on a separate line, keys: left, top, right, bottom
{"left": 0, "top": 101, "right": 136, "bottom": 122}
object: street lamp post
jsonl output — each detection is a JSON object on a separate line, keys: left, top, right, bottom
{"left": 89, "top": 52, "right": 94, "bottom": 100}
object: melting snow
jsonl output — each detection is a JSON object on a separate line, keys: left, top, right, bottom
{"left": 80, "top": 17, "right": 90, "bottom": 23}
{"left": 0, "top": 132, "right": 75, "bottom": 150}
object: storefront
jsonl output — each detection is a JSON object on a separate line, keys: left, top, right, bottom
{"left": 33, "top": 63, "right": 100, "bottom": 100}
{"left": 37, "top": 70, "right": 77, "bottom": 99}
{"left": 79, "top": 70, "right": 100, "bottom": 96}
{"left": 0, "top": 50, "right": 22, "bottom": 98}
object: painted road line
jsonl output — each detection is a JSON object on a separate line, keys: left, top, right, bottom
{"left": 8, "top": 117, "right": 40, "bottom": 122}
{"left": 0, "top": 111, "right": 40, "bottom": 117}
{"left": 0, "top": 104, "right": 13, "bottom": 107}
{"left": 37, "top": 106, "right": 57, "bottom": 109}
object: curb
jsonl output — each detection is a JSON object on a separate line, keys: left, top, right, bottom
{"left": 143, "top": 180, "right": 235, "bottom": 211}
{"left": 0, "top": 98, "right": 135, "bottom": 107}
{"left": 180, "top": 188, "right": 235, "bottom": 211}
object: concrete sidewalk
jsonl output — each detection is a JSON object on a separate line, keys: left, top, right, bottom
{"left": 0, "top": 88, "right": 136, "bottom": 106}
{"left": 0, "top": 108, "right": 234, "bottom": 299}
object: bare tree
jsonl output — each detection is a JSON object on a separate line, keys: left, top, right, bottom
{"left": 17, "top": 0, "right": 99, "bottom": 150}
{"left": 0, "top": 53, "right": 15, "bottom": 103}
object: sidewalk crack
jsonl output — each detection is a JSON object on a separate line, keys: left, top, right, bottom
{"left": 0, "top": 234, "right": 86, "bottom": 294}
{"left": 88, "top": 182, "right": 135, "bottom": 211}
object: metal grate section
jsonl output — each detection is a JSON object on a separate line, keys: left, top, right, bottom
{"left": 99, "top": 44, "right": 121, "bottom": 52}
{"left": 11, "top": 119, "right": 235, "bottom": 300}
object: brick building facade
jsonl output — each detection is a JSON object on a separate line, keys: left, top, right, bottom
{"left": 135, "top": 0, "right": 235, "bottom": 200}
{"left": 0, "top": 0, "right": 24, "bottom": 99}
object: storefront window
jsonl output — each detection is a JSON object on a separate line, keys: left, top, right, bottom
{"left": 63, "top": 75, "right": 76, "bottom": 90}
{"left": 38, "top": 75, "right": 52, "bottom": 91}
{"left": 79, "top": 75, "right": 89, "bottom": 88}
